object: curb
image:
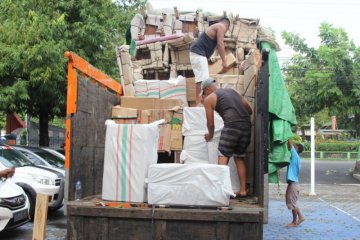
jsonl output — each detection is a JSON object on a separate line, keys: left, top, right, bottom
{"left": 353, "top": 173, "right": 360, "bottom": 182}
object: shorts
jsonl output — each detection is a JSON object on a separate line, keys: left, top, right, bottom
{"left": 218, "top": 125, "right": 251, "bottom": 158}
{"left": 286, "top": 182, "right": 299, "bottom": 210}
{"left": 190, "top": 52, "right": 209, "bottom": 83}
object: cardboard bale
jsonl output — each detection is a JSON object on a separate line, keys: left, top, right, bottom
{"left": 186, "top": 77, "right": 196, "bottom": 101}
{"left": 237, "top": 18, "right": 258, "bottom": 49}
{"left": 112, "top": 106, "right": 138, "bottom": 119}
{"left": 130, "top": 14, "right": 145, "bottom": 40}
{"left": 172, "top": 46, "right": 191, "bottom": 65}
{"left": 112, "top": 106, "right": 138, "bottom": 124}
{"left": 120, "top": 51, "right": 131, "bottom": 65}
{"left": 120, "top": 97, "right": 183, "bottom": 110}
{"left": 171, "top": 112, "right": 183, "bottom": 150}
{"left": 137, "top": 109, "right": 174, "bottom": 124}
{"left": 211, "top": 74, "right": 244, "bottom": 95}
{"left": 122, "top": 64, "right": 133, "bottom": 85}
{"left": 158, "top": 124, "right": 171, "bottom": 152}
{"left": 208, "top": 53, "right": 236, "bottom": 74}
{"left": 121, "top": 97, "right": 159, "bottom": 110}
{"left": 124, "top": 84, "right": 135, "bottom": 96}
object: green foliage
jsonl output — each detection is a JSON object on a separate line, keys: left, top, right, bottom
{"left": 282, "top": 22, "right": 360, "bottom": 135}
{"left": 0, "top": 0, "right": 143, "bottom": 145}
{"left": 303, "top": 140, "right": 359, "bottom": 152}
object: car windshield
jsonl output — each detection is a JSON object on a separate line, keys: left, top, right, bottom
{"left": 34, "top": 150, "right": 64, "bottom": 168}
{"left": 0, "top": 147, "right": 34, "bottom": 167}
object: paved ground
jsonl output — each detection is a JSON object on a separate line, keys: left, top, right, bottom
{"left": 264, "top": 183, "right": 360, "bottom": 240}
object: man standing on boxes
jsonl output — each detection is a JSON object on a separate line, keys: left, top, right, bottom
{"left": 190, "top": 17, "right": 230, "bottom": 106}
{"left": 201, "top": 77, "right": 252, "bottom": 198}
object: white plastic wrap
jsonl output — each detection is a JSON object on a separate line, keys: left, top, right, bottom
{"left": 134, "top": 79, "right": 160, "bottom": 98}
{"left": 180, "top": 136, "right": 219, "bottom": 165}
{"left": 102, "top": 120, "right": 162, "bottom": 202}
{"left": 182, "top": 107, "right": 224, "bottom": 136}
{"left": 159, "top": 75, "right": 188, "bottom": 107}
{"left": 147, "top": 163, "right": 235, "bottom": 206}
{"left": 180, "top": 107, "right": 241, "bottom": 193}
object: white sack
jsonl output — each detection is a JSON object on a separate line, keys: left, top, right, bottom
{"left": 180, "top": 136, "right": 219, "bottom": 165}
{"left": 180, "top": 107, "right": 240, "bottom": 193}
{"left": 102, "top": 120, "right": 161, "bottom": 202}
{"left": 134, "top": 79, "right": 160, "bottom": 98}
{"left": 159, "top": 75, "right": 188, "bottom": 107}
{"left": 182, "top": 107, "right": 224, "bottom": 136}
{"left": 147, "top": 163, "right": 235, "bottom": 206}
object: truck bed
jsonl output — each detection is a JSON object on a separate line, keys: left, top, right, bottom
{"left": 67, "top": 196, "right": 263, "bottom": 240}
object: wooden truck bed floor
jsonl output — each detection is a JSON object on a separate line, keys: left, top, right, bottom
{"left": 67, "top": 195, "right": 263, "bottom": 240}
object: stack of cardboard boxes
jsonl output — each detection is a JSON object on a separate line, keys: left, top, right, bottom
{"left": 111, "top": 97, "right": 183, "bottom": 152}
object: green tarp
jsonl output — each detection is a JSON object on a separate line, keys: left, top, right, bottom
{"left": 260, "top": 42, "right": 297, "bottom": 183}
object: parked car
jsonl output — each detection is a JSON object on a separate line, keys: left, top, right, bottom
{"left": 42, "top": 147, "right": 65, "bottom": 160}
{"left": 12, "top": 146, "right": 64, "bottom": 176}
{"left": 0, "top": 177, "right": 30, "bottom": 231}
{"left": 0, "top": 145, "right": 64, "bottom": 219}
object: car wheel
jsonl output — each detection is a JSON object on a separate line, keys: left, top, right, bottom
{"left": 24, "top": 190, "right": 36, "bottom": 220}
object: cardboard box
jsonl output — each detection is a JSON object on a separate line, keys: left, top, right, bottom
{"left": 113, "top": 119, "right": 137, "bottom": 124}
{"left": 208, "top": 53, "right": 236, "bottom": 75}
{"left": 121, "top": 97, "right": 183, "bottom": 110}
{"left": 121, "top": 97, "right": 159, "bottom": 110}
{"left": 186, "top": 77, "right": 196, "bottom": 101}
{"left": 112, "top": 106, "right": 138, "bottom": 124}
{"left": 158, "top": 124, "right": 171, "bottom": 152}
{"left": 170, "top": 112, "right": 183, "bottom": 150}
{"left": 112, "top": 106, "right": 138, "bottom": 119}
{"left": 137, "top": 109, "right": 174, "bottom": 124}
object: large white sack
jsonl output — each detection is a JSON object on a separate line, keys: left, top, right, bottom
{"left": 159, "top": 75, "right": 188, "bottom": 107}
{"left": 102, "top": 120, "right": 161, "bottom": 202}
{"left": 180, "top": 135, "right": 219, "bottom": 164}
{"left": 181, "top": 135, "right": 241, "bottom": 193}
{"left": 134, "top": 79, "right": 160, "bottom": 98}
{"left": 182, "top": 107, "right": 224, "bottom": 136}
{"left": 147, "top": 163, "right": 235, "bottom": 206}
{"left": 180, "top": 107, "right": 240, "bottom": 193}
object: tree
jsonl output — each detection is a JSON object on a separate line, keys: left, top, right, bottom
{"left": 0, "top": 0, "right": 142, "bottom": 146}
{"left": 282, "top": 22, "right": 360, "bottom": 136}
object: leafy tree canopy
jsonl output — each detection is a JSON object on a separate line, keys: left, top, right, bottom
{"left": 282, "top": 22, "right": 360, "bottom": 136}
{"left": 0, "top": 0, "right": 143, "bottom": 145}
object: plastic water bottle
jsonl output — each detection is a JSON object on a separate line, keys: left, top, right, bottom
{"left": 75, "top": 179, "right": 82, "bottom": 201}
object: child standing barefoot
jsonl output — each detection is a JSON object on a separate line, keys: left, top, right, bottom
{"left": 286, "top": 140, "right": 305, "bottom": 227}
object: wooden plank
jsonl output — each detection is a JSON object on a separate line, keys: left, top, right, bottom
{"left": 153, "top": 220, "right": 167, "bottom": 240}
{"left": 67, "top": 204, "right": 262, "bottom": 223}
{"left": 32, "top": 193, "right": 49, "bottom": 240}
{"left": 215, "top": 222, "right": 229, "bottom": 240}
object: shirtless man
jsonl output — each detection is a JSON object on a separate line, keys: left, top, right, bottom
{"left": 190, "top": 17, "right": 230, "bottom": 105}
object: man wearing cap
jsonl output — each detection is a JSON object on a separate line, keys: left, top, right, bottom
{"left": 201, "top": 77, "right": 252, "bottom": 197}
{"left": 190, "top": 17, "right": 230, "bottom": 106}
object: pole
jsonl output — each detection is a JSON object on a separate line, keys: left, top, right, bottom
{"left": 309, "top": 117, "right": 316, "bottom": 196}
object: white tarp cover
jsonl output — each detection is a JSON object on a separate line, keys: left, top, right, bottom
{"left": 147, "top": 163, "right": 235, "bottom": 206}
{"left": 102, "top": 120, "right": 162, "bottom": 202}
{"left": 134, "top": 79, "right": 160, "bottom": 98}
{"left": 159, "top": 75, "right": 188, "bottom": 107}
{"left": 180, "top": 107, "right": 241, "bottom": 192}
{"left": 182, "top": 107, "right": 224, "bottom": 136}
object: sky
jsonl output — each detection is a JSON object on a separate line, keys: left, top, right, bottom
{"left": 149, "top": 0, "right": 360, "bottom": 63}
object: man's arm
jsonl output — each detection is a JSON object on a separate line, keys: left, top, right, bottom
{"left": 216, "top": 25, "right": 227, "bottom": 68}
{"left": 204, "top": 93, "right": 216, "bottom": 141}
{"left": 0, "top": 168, "right": 15, "bottom": 179}
{"left": 239, "top": 94, "right": 253, "bottom": 115}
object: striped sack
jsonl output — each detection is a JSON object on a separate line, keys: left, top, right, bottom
{"left": 159, "top": 75, "right": 188, "bottom": 107}
{"left": 102, "top": 120, "right": 161, "bottom": 202}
